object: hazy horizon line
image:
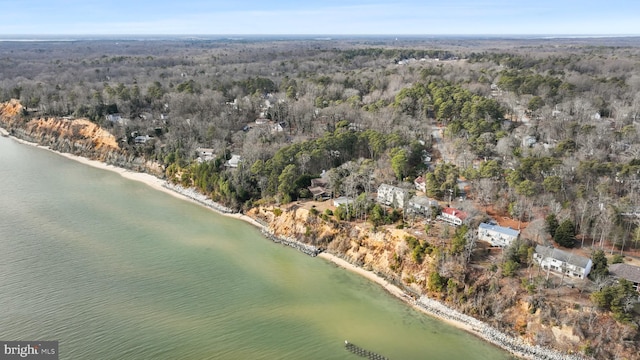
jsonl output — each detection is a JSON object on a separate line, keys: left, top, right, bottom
{"left": 1, "top": 33, "right": 639, "bottom": 41}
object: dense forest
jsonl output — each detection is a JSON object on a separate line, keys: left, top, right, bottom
{"left": 2, "top": 36, "right": 640, "bottom": 358}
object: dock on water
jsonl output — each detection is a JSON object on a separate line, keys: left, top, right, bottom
{"left": 344, "top": 340, "right": 389, "bottom": 360}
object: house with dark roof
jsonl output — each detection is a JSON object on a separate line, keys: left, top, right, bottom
{"left": 308, "top": 186, "right": 328, "bottom": 200}
{"left": 609, "top": 263, "right": 640, "bottom": 292}
{"left": 310, "top": 177, "right": 328, "bottom": 188}
{"left": 533, "top": 245, "right": 592, "bottom": 279}
{"left": 307, "top": 175, "right": 331, "bottom": 200}
{"left": 478, "top": 223, "right": 520, "bottom": 247}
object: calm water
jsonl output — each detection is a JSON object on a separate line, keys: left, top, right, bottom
{"left": 0, "top": 137, "right": 510, "bottom": 360}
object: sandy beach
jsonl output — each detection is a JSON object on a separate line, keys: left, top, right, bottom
{"left": 3, "top": 132, "right": 251, "bottom": 218}
{"left": 317, "top": 252, "right": 475, "bottom": 330}
{"left": 1, "top": 130, "right": 585, "bottom": 360}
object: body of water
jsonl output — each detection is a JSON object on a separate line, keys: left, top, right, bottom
{"left": 0, "top": 137, "right": 511, "bottom": 359}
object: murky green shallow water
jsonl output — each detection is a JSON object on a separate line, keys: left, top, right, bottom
{"left": 0, "top": 137, "right": 510, "bottom": 359}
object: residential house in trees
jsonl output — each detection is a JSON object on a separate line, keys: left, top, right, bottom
{"left": 271, "top": 121, "right": 287, "bottom": 133}
{"left": 407, "top": 196, "right": 439, "bottom": 218}
{"left": 437, "top": 207, "right": 467, "bottom": 226}
{"left": 106, "top": 113, "right": 128, "bottom": 125}
{"left": 377, "top": 184, "right": 410, "bottom": 209}
{"left": 226, "top": 154, "right": 242, "bottom": 168}
{"left": 533, "top": 245, "right": 592, "bottom": 279}
{"left": 414, "top": 176, "right": 426, "bottom": 192}
{"left": 477, "top": 222, "right": 520, "bottom": 247}
{"left": 134, "top": 135, "right": 152, "bottom": 144}
{"left": 348, "top": 122, "right": 364, "bottom": 132}
{"left": 308, "top": 175, "right": 332, "bottom": 200}
{"left": 196, "top": 148, "right": 215, "bottom": 163}
{"left": 333, "top": 196, "right": 354, "bottom": 207}
{"left": 608, "top": 263, "right": 640, "bottom": 292}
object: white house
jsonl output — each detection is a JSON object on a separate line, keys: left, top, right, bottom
{"left": 272, "top": 121, "right": 287, "bottom": 133}
{"left": 134, "top": 135, "right": 152, "bottom": 144}
{"left": 533, "top": 245, "right": 593, "bottom": 279}
{"left": 377, "top": 184, "right": 410, "bottom": 209}
{"left": 226, "top": 154, "right": 242, "bottom": 168}
{"left": 333, "top": 196, "right": 354, "bottom": 207}
{"left": 437, "top": 207, "right": 467, "bottom": 226}
{"left": 407, "top": 196, "right": 439, "bottom": 217}
{"left": 106, "top": 113, "right": 127, "bottom": 125}
{"left": 477, "top": 223, "right": 520, "bottom": 247}
{"left": 196, "top": 147, "right": 214, "bottom": 157}
{"left": 414, "top": 176, "right": 426, "bottom": 192}
{"left": 195, "top": 148, "right": 215, "bottom": 163}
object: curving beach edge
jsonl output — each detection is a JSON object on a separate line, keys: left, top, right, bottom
{"left": 1, "top": 128, "right": 586, "bottom": 360}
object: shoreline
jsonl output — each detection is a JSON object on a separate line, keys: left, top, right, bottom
{"left": 317, "top": 252, "right": 453, "bottom": 321}
{"left": 2, "top": 129, "right": 262, "bottom": 226}
{"left": 1, "top": 129, "right": 586, "bottom": 360}
{"left": 317, "top": 252, "right": 584, "bottom": 360}
{"left": 1, "top": 128, "right": 314, "bottom": 251}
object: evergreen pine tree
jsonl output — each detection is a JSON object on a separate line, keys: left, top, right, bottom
{"left": 590, "top": 249, "right": 608, "bottom": 280}
{"left": 545, "top": 213, "right": 559, "bottom": 238}
{"left": 554, "top": 219, "right": 576, "bottom": 248}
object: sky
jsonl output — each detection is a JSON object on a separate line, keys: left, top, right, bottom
{"left": 0, "top": 0, "right": 638, "bottom": 36}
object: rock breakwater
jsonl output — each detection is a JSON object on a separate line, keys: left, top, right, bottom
{"left": 163, "top": 183, "right": 234, "bottom": 214}
{"left": 415, "top": 296, "right": 589, "bottom": 360}
{"left": 260, "top": 228, "right": 322, "bottom": 257}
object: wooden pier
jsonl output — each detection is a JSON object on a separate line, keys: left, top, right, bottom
{"left": 344, "top": 341, "right": 389, "bottom": 360}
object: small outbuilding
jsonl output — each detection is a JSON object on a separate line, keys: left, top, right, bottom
{"left": 226, "top": 154, "right": 242, "bottom": 168}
